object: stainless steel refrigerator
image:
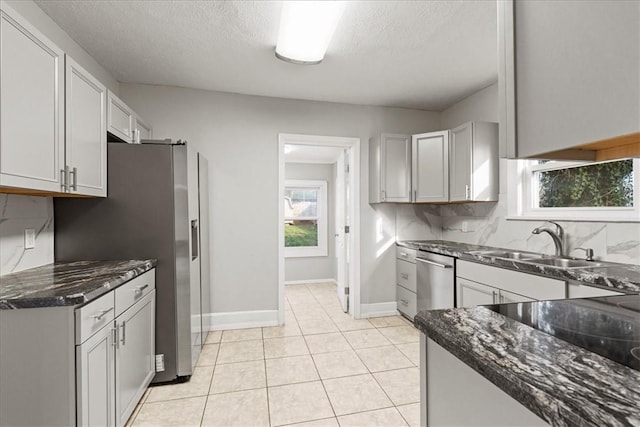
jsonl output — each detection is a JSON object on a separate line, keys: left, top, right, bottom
{"left": 55, "top": 140, "right": 200, "bottom": 384}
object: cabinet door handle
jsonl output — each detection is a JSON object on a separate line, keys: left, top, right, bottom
{"left": 111, "top": 327, "right": 118, "bottom": 348}
{"left": 413, "top": 189, "right": 417, "bottom": 201}
{"left": 381, "top": 190, "right": 386, "bottom": 201}
{"left": 91, "top": 306, "right": 114, "bottom": 321}
{"left": 69, "top": 167, "right": 78, "bottom": 191}
{"left": 465, "top": 185, "right": 470, "bottom": 200}
{"left": 492, "top": 291, "right": 498, "bottom": 304}
{"left": 401, "top": 273, "right": 409, "bottom": 280}
{"left": 135, "top": 284, "right": 149, "bottom": 298}
{"left": 120, "top": 321, "right": 126, "bottom": 346}
{"left": 60, "top": 168, "right": 68, "bottom": 192}
{"left": 416, "top": 258, "right": 452, "bottom": 269}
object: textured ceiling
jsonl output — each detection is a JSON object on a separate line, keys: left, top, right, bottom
{"left": 35, "top": 0, "right": 498, "bottom": 111}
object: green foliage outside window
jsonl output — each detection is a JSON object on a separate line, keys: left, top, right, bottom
{"left": 537, "top": 159, "right": 634, "bottom": 208}
{"left": 285, "top": 222, "right": 318, "bottom": 247}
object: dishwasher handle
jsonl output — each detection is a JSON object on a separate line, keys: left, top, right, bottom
{"left": 416, "top": 257, "right": 452, "bottom": 269}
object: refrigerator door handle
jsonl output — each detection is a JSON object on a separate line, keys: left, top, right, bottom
{"left": 191, "top": 219, "right": 199, "bottom": 261}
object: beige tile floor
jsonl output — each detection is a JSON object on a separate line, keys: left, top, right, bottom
{"left": 127, "top": 283, "right": 421, "bottom": 427}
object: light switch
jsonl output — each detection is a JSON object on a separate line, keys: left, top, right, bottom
{"left": 24, "top": 229, "right": 36, "bottom": 249}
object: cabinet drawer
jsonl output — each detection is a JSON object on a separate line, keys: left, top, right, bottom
{"left": 115, "top": 269, "right": 155, "bottom": 317}
{"left": 396, "top": 285, "right": 417, "bottom": 320}
{"left": 457, "top": 260, "right": 566, "bottom": 301}
{"left": 396, "top": 259, "right": 417, "bottom": 293}
{"left": 76, "top": 291, "right": 115, "bottom": 344}
{"left": 396, "top": 246, "right": 416, "bottom": 263}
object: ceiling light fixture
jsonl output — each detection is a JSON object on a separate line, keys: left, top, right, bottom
{"left": 275, "top": 1, "right": 346, "bottom": 65}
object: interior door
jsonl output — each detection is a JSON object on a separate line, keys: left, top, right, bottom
{"left": 335, "top": 150, "right": 349, "bottom": 312}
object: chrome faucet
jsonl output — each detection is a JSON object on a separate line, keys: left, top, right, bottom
{"left": 531, "top": 221, "right": 564, "bottom": 257}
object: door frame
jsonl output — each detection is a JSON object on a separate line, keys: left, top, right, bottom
{"left": 278, "top": 133, "right": 361, "bottom": 324}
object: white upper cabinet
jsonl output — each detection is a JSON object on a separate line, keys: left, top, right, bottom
{"left": 107, "top": 91, "right": 135, "bottom": 143}
{"left": 449, "top": 122, "right": 498, "bottom": 203}
{"left": 66, "top": 56, "right": 107, "bottom": 197}
{"left": 369, "top": 134, "right": 411, "bottom": 203}
{"left": 412, "top": 131, "right": 449, "bottom": 203}
{"left": 0, "top": 2, "right": 65, "bottom": 193}
{"left": 499, "top": 0, "right": 640, "bottom": 160}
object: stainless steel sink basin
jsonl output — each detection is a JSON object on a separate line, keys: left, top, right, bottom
{"left": 472, "top": 250, "right": 541, "bottom": 260}
{"left": 524, "top": 257, "right": 606, "bottom": 268}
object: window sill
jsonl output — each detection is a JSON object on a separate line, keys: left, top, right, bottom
{"left": 506, "top": 215, "right": 640, "bottom": 223}
{"left": 285, "top": 247, "right": 328, "bottom": 258}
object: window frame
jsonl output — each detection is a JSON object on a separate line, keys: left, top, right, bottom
{"left": 284, "top": 179, "right": 328, "bottom": 257}
{"left": 507, "top": 158, "right": 640, "bottom": 222}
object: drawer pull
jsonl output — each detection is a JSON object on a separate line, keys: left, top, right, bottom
{"left": 91, "top": 307, "right": 114, "bottom": 321}
{"left": 400, "top": 252, "right": 408, "bottom": 258}
{"left": 120, "top": 321, "right": 126, "bottom": 346}
{"left": 134, "top": 284, "right": 149, "bottom": 297}
{"left": 401, "top": 273, "right": 409, "bottom": 280}
{"left": 400, "top": 299, "right": 409, "bottom": 306}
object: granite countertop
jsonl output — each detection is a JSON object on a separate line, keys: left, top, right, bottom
{"left": 415, "top": 296, "right": 640, "bottom": 427}
{"left": 0, "top": 260, "right": 157, "bottom": 309}
{"left": 398, "top": 240, "right": 640, "bottom": 294}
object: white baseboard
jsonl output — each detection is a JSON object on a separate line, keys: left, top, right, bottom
{"left": 359, "top": 302, "right": 399, "bottom": 318}
{"left": 204, "top": 310, "right": 280, "bottom": 331}
{"left": 284, "top": 279, "right": 337, "bottom": 285}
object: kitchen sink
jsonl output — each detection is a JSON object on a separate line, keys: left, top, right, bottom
{"left": 472, "top": 250, "right": 541, "bottom": 260}
{"left": 524, "top": 257, "right": 607, "bottom": 269}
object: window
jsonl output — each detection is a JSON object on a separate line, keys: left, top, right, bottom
{"left": 508, "top": 158, "right": 639, "bottom": 222}
{"left": 284, "top": 180, "right": 328, "bottom": 257}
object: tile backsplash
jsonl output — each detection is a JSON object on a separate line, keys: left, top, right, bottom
{"left": 0, "top": 194, "right": 54, "bottom": 275}
{"left": 395, "top": 195, "right": 640, "bottom": 265}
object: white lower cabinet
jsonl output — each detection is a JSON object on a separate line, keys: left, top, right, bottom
{"left": 456, "top": 260, "right": 566, "bottom": 308}
{"left": 396, "top": 247, "right": 417, "bottom": 320}
{"left": 76, "top": 271, "right": 156, "bottom": 427}
{"left": 115, "top": 291, "right": 156, "bottom": 427}
{"left": 77, "top": 322, "right": 115, "bottom": 427}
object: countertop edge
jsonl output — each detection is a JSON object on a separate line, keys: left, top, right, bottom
{"left": 0, "top": 259, "right": 158, "bottom": 310}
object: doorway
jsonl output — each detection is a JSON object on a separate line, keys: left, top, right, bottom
{"left": 278, "top": 134, "right": 361, "bottom": 324}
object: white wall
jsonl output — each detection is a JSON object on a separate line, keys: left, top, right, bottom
{"left": 0, "top": 1, "right": 120, "bottom": 276}
{"left": 119, "top": 83, "right": 442, "bottom": 315}
{"left": 284, "top": 163, "right": 336, "bottom": 283}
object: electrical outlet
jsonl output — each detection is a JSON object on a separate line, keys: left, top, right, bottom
{"left": 461, "top": 221, "right": 469, "bottom": 233}
{"left": 24, "top": 229, "right": 36, "bottom": 249}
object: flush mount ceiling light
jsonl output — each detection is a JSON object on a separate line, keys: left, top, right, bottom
{"left": 275, "top": 1, "right": 346, "bottom": 65}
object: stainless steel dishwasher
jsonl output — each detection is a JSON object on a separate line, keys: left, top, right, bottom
{"left": 416, "top": 251, "right": 455, "bottom": 311}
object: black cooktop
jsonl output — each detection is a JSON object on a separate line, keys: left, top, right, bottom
{"left": 487, "top": 294, "right": 640, "bottom": 371}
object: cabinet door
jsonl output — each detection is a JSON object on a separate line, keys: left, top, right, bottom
{"left": 505, "top": 1, "right": 639, "bottom": 158}
{"left": 134, "top": 116, "right": 152, "bottom": 143}
{"left": 381, "top": 134, "right": 411, "bottom": 202}
{"left": 456, "top": 278, "right": 496, "bottom": 308}
{"left": 412, "top": 131, "right": 449, "bottom": 202}
{"left": 0, "top": 3, "right": 65, "bottom": 192}
{"left": 107, "top": 91, "right": 134, "bottom": 143}
{"left": 115, "top": 290, "right": 155, "bottom": 427}
{"left": 498, "top": 289, "right": 534, "bottom": 304}
{"left": 449, "top": 123, "right": 472, "bottom": 202}
{"left": 66, "top": 55, "right": 107, "bottom": 197}
{"left": 77, "top": 324, "right": 115, "bottom": 427}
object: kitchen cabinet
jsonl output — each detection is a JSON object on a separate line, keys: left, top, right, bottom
{"left": 0, "top": 1, "right": 65, "bottom": 193}
{"left": 65, "top": 55, "right": 107, "bottom": 197}
{"left": 0, "top": 269, "right": 155, "bottom": 427}
{"left": 498, "top": 0, "right": 640, "bottom": 161}
{"left": 134, "top": 115, "right": 153, "bottom": 143}
{"left": 107, "top": 90, "right": 135, "bottom": 143}
{"left": 449, "top": 122, "right": 499, "bottom": 202}
{"left": 412, "top": 131, "right": 449, "bottom": 203}
{"left": 0, "top": 2, "right": 107, "bottom": 196}
{"left": 567, "top": 282, "right": 624, "bottom": 299}
{"left": 456, "top": 260, "right": 565, "bottom": 307}
{"left": 369, "top": 134, "right": 411, "bottom": 203}
{"left": 456, "top": 277, "right": 533, "bottom": 308}
{"left": 396, "top": 246, "right": 417, "bottom": 320}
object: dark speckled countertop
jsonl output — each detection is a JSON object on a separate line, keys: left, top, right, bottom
{"left": 415, "top": 297, "right": 640, "bottom": 427}
{"left": 398, "top": 240, "right": 640, "bottom": 294}
{"left": 0, "top": 260, "right": 157, "bottom": 309}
